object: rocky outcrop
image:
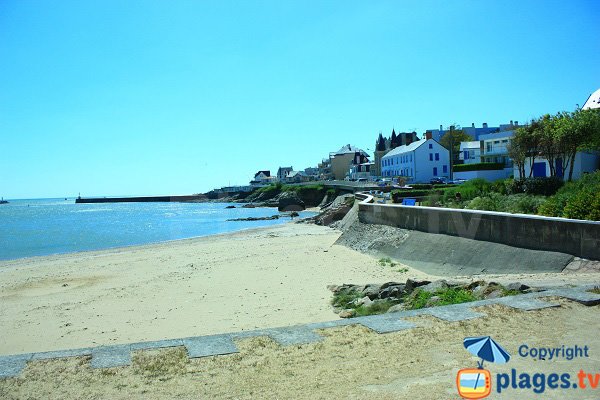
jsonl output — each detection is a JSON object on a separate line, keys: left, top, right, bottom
{"left": 328, "top": 278, "right": 536, "bottom": 318}
{"left": 227, "top": 215, "right": 279, "bottom": 221}
{"left": 278, "top": 191, "right": 305, "bottom": 212}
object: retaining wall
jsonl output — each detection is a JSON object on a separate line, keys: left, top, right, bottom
{"left": 358, "top": 201, "right": 600, "bottom": 260}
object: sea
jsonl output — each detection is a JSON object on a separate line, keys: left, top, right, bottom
{"left": 0, "top": 198, "right": 317, "bottom": 261}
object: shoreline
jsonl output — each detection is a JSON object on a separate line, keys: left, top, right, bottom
{"left": 0, "top": 221, "right": 298, "bottom": 268}
{"left": 0, "top": 223, "right": 427, "bottom": 356}
{"left": 0, "top": 205, "right": 319, "bottom": 265}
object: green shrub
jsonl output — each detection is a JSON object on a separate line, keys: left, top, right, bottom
{"left": 466, "top": 193, "right": 504, "bottom": 211}
{"left": 506, "top": 177, "right": 563, "bottom": 196}
{"left": 453, "top": 162, "right": 504, "bottom": 172}
{"left": 537, "top": 171, "right": 600, "bottom": 221}
{"left": 502, "top": 194, "right": 547, "bottom": 214}
{"left": 331, "top": 288, "right": 363, "bottom": 309}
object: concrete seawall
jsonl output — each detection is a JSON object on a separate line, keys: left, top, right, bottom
{"left": 358, "top": 201, "right": 600, "bottom": 260}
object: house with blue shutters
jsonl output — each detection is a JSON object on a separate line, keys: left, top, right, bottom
{"left": 380, "top": 139, "right": 450, "bottom": 183}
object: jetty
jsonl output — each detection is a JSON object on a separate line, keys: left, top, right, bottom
{"left": 75, "top": 195, "right": 207, "bottom": 204}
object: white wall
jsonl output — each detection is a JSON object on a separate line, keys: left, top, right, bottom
{"left": 454, "top": 168, "right": 513, "bottom": 182}
{"left": 514, "top": 151, "right": 599, "bottom": 180}
{"left": 413, "top": 140, "right": 450, "bottom": 182}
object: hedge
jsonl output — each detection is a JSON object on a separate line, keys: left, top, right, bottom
{"left": 453, "top": 162, "right": 504, "bottom": 172}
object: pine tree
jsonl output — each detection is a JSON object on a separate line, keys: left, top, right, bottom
{"left": 391, "top": 129, "right": 398, "bottom": 149}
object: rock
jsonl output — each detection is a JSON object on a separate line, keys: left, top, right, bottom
{"left": 420, "top": 280, "right": 449, "bottom": 293}
{"left": 379, "top": 285, "right": 405, "bottom": 299}
{"left": 326, "top": 284, "right": 339, "bottom": 292}
{"left": 361, "top": 284, "right": 381, "bottom": 300}
{"left": 484, "top": 289, "right": 503, "bottom": 299}
{"left": 290, "top": 211, "right": 300, "bottom": 217}
{"left": 278, "top": 191, "right": 305, "bottom": 212}
{"left": 242, "top": 203, "right": 256, "bottom": 208}
{"left": 339, "top": 309, "right": 355, "bottom": 318}
{"left": 356, "top": 296, "right": 373, "bottom": 307}
{"left": 380, "top": 281, "right": 403, "bottom": 290}
{"left": 227, "top": 215, "right": 279, "bottom": 221}
{"left": 405, "top": 278, "right": 432, "bottom": 293}
{"left": 425, "top": 295, "right": 441, "bottom": 307}
{"left": 225, "top": 205, "right": 236, "bottom": 209}
{"left": 386, "top": 304, "right": 406, "bottom": 313}
{"left": 467, "top": 280, "right": 487, "bottom": 290}
{"left": 506, "top": 282, "right": 530, "bottom": 292}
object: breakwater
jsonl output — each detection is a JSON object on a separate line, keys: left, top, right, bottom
{"left": 75, "top": 195, "right": 206, "bottom": 204}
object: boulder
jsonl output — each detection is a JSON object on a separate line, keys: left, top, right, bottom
{"left": 339, "top": 309, "right": 355, "bottom": 318}
{"left": 506, "top": 282, "right": 530, "bottom": 292}
{"left": 379, "top": 285, "right": 405, "bottom": 299}
{"left": 380, "top": 281, "right": 403, "bottom": 290}
{"left": 361, "top": 284, "right": 382, "bottom": 300}
{"left": 278, "top": 191, "right": 306, "bottom": 212}
{"left": 356, "top": 296, "right": 373, "bottom": 307}
{"left": 225, "top": 205, "right": 236, "bottom": 209}
{"left": 405, "top": 278, "right": 431, "bottom": 293}
{"left": 242, "top": 204, "right": 256, "bottom": 208}
{"left": 420, "top": 280, "right": 449, "bottom": 294}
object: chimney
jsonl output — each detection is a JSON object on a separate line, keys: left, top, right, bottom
{"left": 471, "top": 123, "right": 475, "bottom": 128}
{"left": 515, "top": 120, "right": 519, "bottom": 126}
{"left": 425, "top": 132, "right": 432, "bottom": 140}
{"left": 510, "top": 120, "right": 513, "bottom": 125}
{"left": 439, "top": 124, "right": 443, "bottom": 131}
{"left": 483, "top": 122, "right": 488, "bottom": 128}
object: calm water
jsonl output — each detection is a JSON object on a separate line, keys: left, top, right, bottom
{"left": 0, "top": 198, "right": 316, "bottom": 261}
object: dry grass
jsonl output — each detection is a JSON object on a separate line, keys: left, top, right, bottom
{"left": 0, "top": 301, "right": 598, "bottom": 399}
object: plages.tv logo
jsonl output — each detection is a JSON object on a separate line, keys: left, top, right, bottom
{"left": 457, "top": 336, "right": 511, "bottom": 399}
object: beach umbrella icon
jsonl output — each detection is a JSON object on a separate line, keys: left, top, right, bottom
{"left": 463, "top": 336, "right": 510, "bottom": 368}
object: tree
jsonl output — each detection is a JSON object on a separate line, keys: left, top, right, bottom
{"left": 391, "top": 129, "right": 398, "bottom": 149}
{"left": 508, "top": 127, "right": 528, "bottom": 179}
{"left": 555, "top": 108, "right": 600, "bottom": 180}
{"left": 439, "top": 126, "right": 471, "bottom": 160}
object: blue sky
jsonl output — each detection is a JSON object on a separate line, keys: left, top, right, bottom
{"left": 1, "top": 0, "right": 598, "bottom": 198}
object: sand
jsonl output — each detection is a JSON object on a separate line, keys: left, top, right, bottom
{"left": 0, "top": 223, "right": 435, "bottom": 356}
{"left": 0, "top": 298, "right": 598, "bottom": 399}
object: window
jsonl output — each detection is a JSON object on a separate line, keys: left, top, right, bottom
{"left": 433, "top": 167, "right": 438, "bottom": 176}
{"left": 443, "top": 165, "right": 448, "bottom": 173}
{"left": 410, "top": 154, "right": 412, "bottom": 162}
{"left": 428, "top": 143, "right": 433, "bottom": 149}
{"left": 435, "top": 153, "right": 439, "bottom": 161}
{"left": 487, "top": 143, "right": 492, "bottom": 152}
{"left": 429, "top": 153, "right": 433, "bottom": 161}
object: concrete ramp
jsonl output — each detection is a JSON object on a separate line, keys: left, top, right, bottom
{"left": 335, "top": 221, "right": 573, "bottom": 275}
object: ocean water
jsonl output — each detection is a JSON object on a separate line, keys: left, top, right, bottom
{"left": 0, "top": 198, "right": 316, "bottom": 261}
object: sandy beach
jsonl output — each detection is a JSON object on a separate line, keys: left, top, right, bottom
{"left": 0, "top": 298, "right": 598, "bottom": 399}
{"left": 1, "top": 222, "right": 596, "bottom": 358}
{"left": 0, "top": 223, "right": 432, "bottom": 356}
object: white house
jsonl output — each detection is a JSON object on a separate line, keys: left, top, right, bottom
{"left": 380, "top": 139, "right": 450, "bottom": 183}
{"left": 250, "top": 170, "right": 274, "bottom": 186}
{"left": 479, "top": 130, "right": 514, "bottom": 167}
{"left": 349, "top": 162, "right": 374, "bottom": 180}
{"left": 285, "top": 170, "right": 309, "bottom": 183}
{"left": 459, "top": 141, "right": 481, "bottom": 165}
{"left": 277, "top": 166, "right": 293, "bottom": 181}
{"left": 582, "top": 88, "right": 600, "bottom": 110}
{"left": 514, "top": 151, "right": 600, "bottom": 180}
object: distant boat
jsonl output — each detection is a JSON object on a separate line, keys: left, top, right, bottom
{"left": 0, "top": 197, "right": 8, "bottom": 204}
